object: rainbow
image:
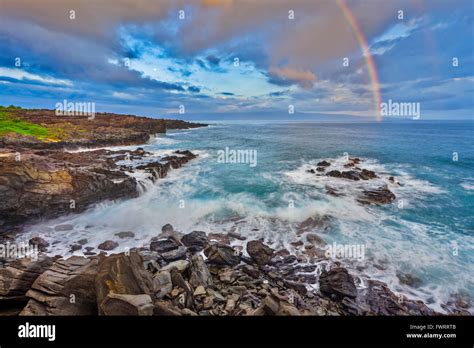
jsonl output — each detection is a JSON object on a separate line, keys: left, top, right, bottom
{"left": 336, "top": 0, "right": 382, "bottom": 120}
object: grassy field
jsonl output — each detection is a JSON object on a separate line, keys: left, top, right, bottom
{"left": 0, "top": 106, "right": 61, "bottom": 141}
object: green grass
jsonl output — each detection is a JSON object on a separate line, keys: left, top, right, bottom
{"left": 0, "top": 110, "right": 59, "bottom": 141}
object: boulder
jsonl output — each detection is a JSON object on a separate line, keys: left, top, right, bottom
{"left": 218, "top": 267, "right": 237, "bottom": 284}
{"left": 319, "top": 267, "right": 357, "bottom": 300}
{"left": 100, "top": 293, "right": 153, "bottom": 316}
{"left": 188, "top": 255, "right": 212, "bottom": 288}
{"left": 160, "top": 246, "right": 187, "bottom": 262}
{"left": 70, "top": 244, "right": 82, "bottom": 252}
{"left": 153, "top": 271, "right": 172, "bottom": 299}
{"left": 317, "top": 160, "right": 331, "bottom": 167}
{"left": 28, "top": 237, "right": 49, "bottom": 252}
{"left": 246, "top": 240, "right": 274, "bottom": 266}
{"left": 161, "top": 224, "right": 174, "bottom": 234}
{"left": 204, "top": 243, "right": 241, "bottom": 266}
{"left": 181, "top": 231, "right": 208, "bottom": 251}
{"left": 98, "top": 240, "right": 119, "bottom": 251}
{"left": 360, "top": 169, "right": 377, "bottom": 180}
{"left": 153, "top": 300, "right": 182, "bottom": 316}
{"left": 150, "top": 237, "right": 180, "bottom": 253}
{"left": 0, "top": 256, "right": 53, "bottom": 302}
{"left": 357, "top": 186, "right": 396, "bottom": 205}
{"left": 95, "top": 252, "right": 154, "bottom": 315}
{"left": 170, "top": 270, "right": 194, "bottom": 308}
{"left": 20, "top": 256, "right": 98, "bottom": 315}
{"left": 161, "top": 260, "right": 189, "bottom": 273}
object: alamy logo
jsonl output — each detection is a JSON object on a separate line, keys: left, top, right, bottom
{"left": 55, "top": 99, "right": 95, "bottom": 119}
{"left": 324, "top": 242, "right": 365, "bottom": 261}
{"left": 217, "top": 146, "right": 257, "bottom": 167}
{"left": 18, "top": 323, "right": 56, "bottom": 341}
{"left": 380, "top": 99, "right": 420, "bottom": 120}
{"left": 0, "top": 242, "right": 38, "bottom": 260}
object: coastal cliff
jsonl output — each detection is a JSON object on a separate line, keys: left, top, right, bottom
{"left": 0, "top": 107, "right": 206, "bottom": 229}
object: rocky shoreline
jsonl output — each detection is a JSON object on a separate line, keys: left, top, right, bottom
{"left": 0, "top": 108, "right": 206, "bottom": 230}
{"left": 0, "top": 226, "right": 439, "bottom": 316}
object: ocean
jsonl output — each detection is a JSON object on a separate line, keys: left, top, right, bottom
{"left": 19, "top": 120, "right": 474, "bottom": 312}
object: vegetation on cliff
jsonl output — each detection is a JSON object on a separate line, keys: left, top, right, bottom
{"left": 0, "top": 106, "right": 63, "bottom": 142}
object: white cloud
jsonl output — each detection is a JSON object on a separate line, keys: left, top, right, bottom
{"left": 0, "top": 67, "right": 73, "bottom": 86}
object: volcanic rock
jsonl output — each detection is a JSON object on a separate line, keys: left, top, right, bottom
{"left": 319, "top": 267, "right": 357, "bottom": 300}
{"left": 204, "top": 243, "right": 241, "bottom": 267}
{"left": 100, "top": 293, "right": 153, "bottom": 316}
{"left": 150, "top": 237, "right": 180, "bottom": 253}
{"left": 181, "top": 231, "right": 208, "bottom": 251}
{"left": 357, "top": 186, "right": 396, "bottom": 205}
{"left": 95, "top": 252, "right": 154, "bottom": 315}
{"left": 246, "top": 240, "right": 275, "bottom": 266}
{"left": 98, "top": 240, "right": 119, "bottom": 251}
{"left": 28, "top": 237, "right": 49, "bottom": 252}
{"left": 20, "top": 256, "right": 98, "bottom": 315}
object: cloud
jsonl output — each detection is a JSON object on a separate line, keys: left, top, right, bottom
{"left": 0, "top": 67, "right": 73, "bottom": 86}
{"left": 268, "top": 67, "right": 316, "bottom": 89}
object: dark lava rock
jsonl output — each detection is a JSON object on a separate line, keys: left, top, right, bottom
{"left": 297, "top": 215, "right": 332, "bottom": 234}
{"left": 246, "top": 240, "right": 275, "bottom": 266}
{"left": 326, "top": 170, "right": 342, "bottom": 178}
{"left": 150, "top": 237, "right": 180, "bottom": 253}
{"left": 181, "top": 231, "right": 208, "bottom": 251}
{"left": 114, "top": 231, "right": 135, "bottom": 239}
{"left": 319, "top": 267, "right": 357, "bottom": 300}
{"left": 317, "top": 160, "right": 331, "bottom": 167}
{"left": 396, "top": 272, "right": 423, "bottom": 288}
{"left": 357, "top": 186, "right": 396, "bottom": 205}
{"left": 359, "top": 169, "right": 377, "bottom": 180}
{"left": 77, "top": 239, "right": 88, "bottom": 245}
{"left": 343, "top": 279, "right": 435, "bottom": 315}
{"left": 316, "top": 167, "right": 326, "bottom": 172}
{"left": 28, "top": 237, "right": 49, "bottom": 252}
{"left": 161, "top": 224, "right": 174, "bottom": 234}
{"left": 70, "top": 244, "right": 82, "bottom": 252}
{"left": 161, "top": 246, "right": 188, "bottom": 262}
{"left": 340, "top": 171, "right": 361, "bottom": 181}
{"left": 306, "top": 169, "right": 316, "bottom": 174}
{"left": 189, "top": 254, "right": 213, "bottom": 288}
{"left": 204, "top": 243, "right": 241, "bottom": 266}
{"left": 98, "top": 240, "right": 119, "bottom": 251}
{"left": 349, "top": 157, "right": 361, "bottom": 164}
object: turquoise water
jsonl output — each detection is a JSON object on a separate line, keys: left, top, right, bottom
{"left": 22, "top": 120, "right": 474, "bottom": 312}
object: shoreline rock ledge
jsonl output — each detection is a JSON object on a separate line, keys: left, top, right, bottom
{"left": 0, "top": 227, "right": 451, "bottom": 316}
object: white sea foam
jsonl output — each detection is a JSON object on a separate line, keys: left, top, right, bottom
{"left": 461, "top": 182, "right": 474, "bottom": 191}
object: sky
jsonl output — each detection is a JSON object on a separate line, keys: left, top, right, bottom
{"left": 0, "top": 0, "right": 473, "bottom": 121}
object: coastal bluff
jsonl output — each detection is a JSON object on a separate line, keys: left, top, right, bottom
{"left": 0, "top": 108, "right": 206, "bottom": 229}
{"left": 0, "top": 108, "right": 206, "bottom": 149}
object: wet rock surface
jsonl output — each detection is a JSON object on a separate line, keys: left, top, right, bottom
{"left": 306, "top": 157, "right": 396, "bottom": 205}
{"left": 246, "top": 240, "right": 274, "bottom": 266}
{"left": 0, "top": 229, "right": 448, "bottom": 316}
